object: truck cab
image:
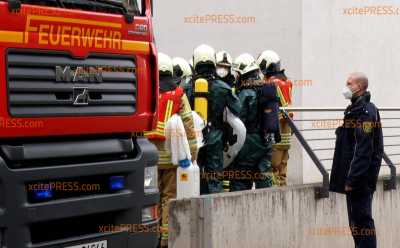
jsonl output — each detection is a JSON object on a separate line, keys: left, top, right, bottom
{"left": 0, "top": 0, "right": 159, "bottom": 247}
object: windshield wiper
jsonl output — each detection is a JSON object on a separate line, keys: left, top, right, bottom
{"left": 8, "top": 0, "right": 64, "bottom": 11}
{"left": 56, "top": 0, "right": 65, "bottom": 8}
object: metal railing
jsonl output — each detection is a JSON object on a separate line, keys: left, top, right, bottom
{"left": 281, "top": 107, "right": 399, "bottom": 199}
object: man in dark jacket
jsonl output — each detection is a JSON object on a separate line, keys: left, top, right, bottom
{"left": 330, "top": 72, "right": 383, "bottom": 248}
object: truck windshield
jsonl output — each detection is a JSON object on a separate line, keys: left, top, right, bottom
{"left": 15, "top": 0, "right": 141, "bottom": 16}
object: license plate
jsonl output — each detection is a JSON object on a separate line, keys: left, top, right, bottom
{"left": 65, "top": 240, "right": 107, "bottom": 248}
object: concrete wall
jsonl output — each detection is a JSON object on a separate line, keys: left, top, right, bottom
{"left": 153, "top": 0, "right": 400, "bottom": 185}
{"left": 169, "top": 177, "right": 400, "bottom": 248}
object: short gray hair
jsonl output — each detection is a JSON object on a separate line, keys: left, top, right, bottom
{"left": 350, "top": 72, "right": 369, "bottom": 90}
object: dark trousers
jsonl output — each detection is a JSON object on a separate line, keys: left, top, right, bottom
{"left": 346, "top": 191, "right": 376, "bottom": 248}
{"left": 229, "top": 133, "right": 273, "bottom": 192}
{"left": 199, "top": 130, "right": 224, "bottom": 194}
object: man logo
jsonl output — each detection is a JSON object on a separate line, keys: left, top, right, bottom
{"left": 73, "top": 87, "right": 89, "bottom": 106}
{"left": 56, "top": 66, "right": 103, "bottom": 83}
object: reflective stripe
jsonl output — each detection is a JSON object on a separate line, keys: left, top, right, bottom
{"left": 144, "top": 130, "right": 164, "bottom": 136}
{"left": 276, "top": 142, "right": 291, "bottom": 145}
{"left": 180, "top": 111, "right": 192, "bottom": 118}
{"left": 223, "top": 180, "right": 230, "bottom": 192}
{"left": 159, "top": 156, "right": 171, "bottom": 160}
{"left": 161, "top": 223, "right": 169, "bottom": 239}
{"left": 164, "top": 100, "right": 174, "bottom": 122}
{"left": 276, "top": 86, "right": 288, "bottom": 107}
{"left": 163, "top": 101, "right": 170, "bottom": 122}
{"left": 145, "top": 101, "right": 174, "bottom": 139}
{"left": 158, "top": 151, "right": 175, "bottom": 165}
{"left": 275, "top": 133, "right": 291, "bottom": 145}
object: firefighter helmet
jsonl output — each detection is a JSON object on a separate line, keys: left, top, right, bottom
{"left": 158, "top": 52, "right": 173, "bottom": 75}
{"left": 193, "top": 44, "right": 216, "bottom": 69}
{"left": 172, "top": 57, "right": 193, "bottom": 78}
{"left": 233, "top": 53, "right": 259, "bottom": 76}
{"left": 216, "top": 50, "right": 233, "bottom": 67}
{"left": 256, "top": 50, "right": 281, "bottom": 75}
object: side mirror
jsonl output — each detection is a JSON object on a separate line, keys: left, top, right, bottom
{"left": 143, "top": 0, "right": 153, "bottom": 16}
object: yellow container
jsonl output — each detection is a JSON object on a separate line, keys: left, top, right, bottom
{"left": 194, "top": 78, "right": 209, "bottom": 122}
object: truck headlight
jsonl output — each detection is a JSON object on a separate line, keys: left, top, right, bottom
{"left": 142, "top": 205, "right": 158, "bottom": 222}
{"left": 144, "top": 166, "right": 158, "bottom": 194}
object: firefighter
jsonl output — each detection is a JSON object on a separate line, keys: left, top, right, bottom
{"left": 215, "top": 50, "right": 236, "bottom": 192}
{"left": 330, "top": 73, "right": 383, "bottom": 248}
{"left": 172, "top": 57, "right": 193, "bottom": 86}
{"left": 257, "top": 50, "right": 293, "bottom": 186}
{"left": 145, "top": 53, "right": 198, "bottom": 247}
{"left": 216, "top": 50, "right": 236, "bottom": 87}
{"left": 228, "top": 53, "right": 274, "bottom": 191}
{"left": 184, "top": 44, "right": 241, "bottom": 194}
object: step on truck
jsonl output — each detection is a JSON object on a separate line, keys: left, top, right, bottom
{"left": 0, "top": 0, "right": 160, "bottom": 247}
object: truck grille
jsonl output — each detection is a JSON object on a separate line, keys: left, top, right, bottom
{"left": 6, "top": 49, "right": 137, "bottom": 117}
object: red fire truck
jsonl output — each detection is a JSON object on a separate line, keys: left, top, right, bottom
{"left": 0, "top": 0, "right": 159, "bottom": 247}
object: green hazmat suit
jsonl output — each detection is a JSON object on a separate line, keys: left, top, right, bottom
{"left": 184, "top": 76, "right": 241, "bottom": 194}
{"left": 229, "top": 88, "right": 273, "bottom": 191}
